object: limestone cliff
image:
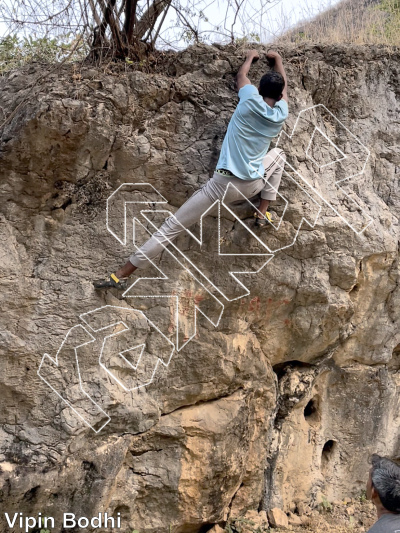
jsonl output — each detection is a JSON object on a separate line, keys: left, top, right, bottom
{"left": 0, "top": 43, "right": 399, "bottom": 532}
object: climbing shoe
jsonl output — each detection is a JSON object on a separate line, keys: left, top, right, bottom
{"left": 93, "top": 273, "right": 128, "bottom": 290}
{"left": 254, "top": 211, "right": 273, "bottom": 228}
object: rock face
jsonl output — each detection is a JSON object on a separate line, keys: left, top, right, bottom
{"left": 267, "top": 507, "right": 289, "bottom": 529}
{"left": 0, "top": 43, "right": 399, "bottom": 532}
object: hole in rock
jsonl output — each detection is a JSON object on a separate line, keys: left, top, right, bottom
{"left": 272, "top": 360, "right": 313, "bottom": 380}
{"left": 198, "top": 523, "right": 215, "bottom": 533}
{"left": 304, "top": 395, "right": 321, "bottom": 425}
{"left": 82, "top": 460, "right": 98, "bottom": 476}
{"left": 388, "top": 344, "right": 400, "bottom": 371}
{"left": 113, "top": 504, "right": 130, "bottom": 520}
{"left": 168, "top": 64, "right": 177, "bottom": 76}
{"left": 60, "top": 198, "right": 72, "bottom": 210}
{"left": 23, "top": 485, "right": 40, "bottom": 502}
{"left": 321, "top": 439, "right": 337, "bottom": 473}
{"left": 349, "top": 283, "right": 359, "bottom": 294}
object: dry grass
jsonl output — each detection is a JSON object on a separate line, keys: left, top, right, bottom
{"left": 275, "top": 0, "right": 400, "bottom": 46}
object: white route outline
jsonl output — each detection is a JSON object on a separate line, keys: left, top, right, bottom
{"left": 38, "top": 103, "right": 373, "bottom": 432}
{"left": 79, "top": 305, "right": 175, "bottom": 391}
{"left": 221, "top": 170, "right": 322, "bottom": 253}
{"left": 275, "top": 103, "right": 372, "bottom": 235}
{"left": 106, "top": 183, "right": 168, "bottom": 246}
{"left": 123, "top": 218, "right": 225, "bottom": 350}
{"left": 305, "top": 126, "right": 346, "bottom": 169}
{"left": 37, "top": 325, "right": 111, "bottom": 433}
{"left": 139, "top": 201, "right": 273, "bottom": 302}
{"left": 37, "top": 306, "right": 175, "bottom": 431}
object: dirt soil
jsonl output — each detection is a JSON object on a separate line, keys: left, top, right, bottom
{"left": 291, "top": 498, "right": 377, "bottom": 532}
{"left": 229, "top": 498, "right": 378, "bottom": 532}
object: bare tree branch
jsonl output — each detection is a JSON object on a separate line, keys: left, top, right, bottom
{"left": 0, "top": 0, "right": 281, "bottom": 66}
{"left": 96, "top": 0, "right": 125, "bottom": 55}
{"left": 170, "top": 2, "right": 199, "bottom": 42}
{"left": 151, "top": 0, "right": 171, "bottom": 45}
{"left": 231, "top": 0, "right": 245, "bottom": 42}
{"left": 133, "top": 0, "right": 172, "bottom": 41}
{"left": 88, "top": 0, "right": 103, "bottom": 26}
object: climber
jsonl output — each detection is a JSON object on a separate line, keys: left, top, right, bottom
{"left": 94, "top": 48, "right": 289, "bottom": 290}
{"left": 366, "top": 454, "right": 400, "bottom": 532}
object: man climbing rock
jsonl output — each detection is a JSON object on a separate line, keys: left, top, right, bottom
{"left": 366, "top": 454, "right": 400, "bottom": 532}
{"left": 94, "top": 48, "right": 289, "bottom": 290}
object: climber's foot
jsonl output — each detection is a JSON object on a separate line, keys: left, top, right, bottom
{"left": 254, "top": 211, "right": 273, "bottom": 228}
{"left": 93, "top": 273, "right": 128, "bottom": 291}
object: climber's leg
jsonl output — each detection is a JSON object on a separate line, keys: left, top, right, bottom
{"left": 94, "top": 172, "right": 259, "bottom": 289}
{"left": 125, "top": 190, "right": 216, "bottom": 271}
{"left": 254, "top": 148, "right": 286, "bottom": 227}
{"left": 128, "top": 172, "right": 263, "bottom": 268}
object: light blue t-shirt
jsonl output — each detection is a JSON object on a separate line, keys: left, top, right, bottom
{"left": 216, "top": 84, "right": 289, "bottom": 180}
{"left": 366, "top": 513, "right": 400, "bottom": 532}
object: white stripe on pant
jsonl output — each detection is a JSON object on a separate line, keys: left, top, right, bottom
{"left": 129, "top": 148, "right": 286, "bottom": 269}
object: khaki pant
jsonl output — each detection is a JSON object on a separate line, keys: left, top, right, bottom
{"left": 129, "top": 148, "right": 286, "bottom": 269}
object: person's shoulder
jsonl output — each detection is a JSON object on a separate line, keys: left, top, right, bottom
{"left": 365, "top": 519, "right": 382, "bottom": 533}
{"left": 238, "top": 84, "right": 260, "bottom": 101}
{"left": 366, "top": 513, "right": 400, "bottom": 533}
{"left": 274, "top": 99, "right": 289, "bottom": 112}
{"left": 267, "top": 98, "right": 289, "bottom": 121}
{"left": 366, "top": 521, "right": 379, "bottom": 532}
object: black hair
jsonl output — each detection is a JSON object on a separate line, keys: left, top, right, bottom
{"left": 370, "top": 454, "right": 400, "bottom": 513}
{"left": 259, "top": 71, "right": 285, "bottom": 100}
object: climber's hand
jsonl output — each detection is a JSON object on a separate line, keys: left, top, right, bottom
{"left": 266, "top": 49, "right": 288, "bottom": 102}
{"left": 266, "top": 49, "right": 282, "bottom": 61}
{"left": 245, "top": 49, "right": 260, "bottom": 62}
{"left": 236, "top": 50, "right": 259, "bottom": 90}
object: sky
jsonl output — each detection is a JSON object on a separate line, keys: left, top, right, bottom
{"left": 156, "top": 0, "right": 341, "bottom": 48}
{"left": 0, "top": 0, "right": 342, "bottom": 48}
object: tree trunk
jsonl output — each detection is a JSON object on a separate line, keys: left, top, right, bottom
{"left": 90, "top": 0, "right": 172, "bottom": 62}
{"left": 98, "top": 0, "right": 126, "bottom": 56}
{"left": 123, "top": 0, "right": 138, "bottom": 44}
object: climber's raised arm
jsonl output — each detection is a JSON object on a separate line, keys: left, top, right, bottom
{"left": 235, "top": 49, "right": 260, "bottom": 91}
{"left": 266, "top": 50, "right": 288, "bottom": 102}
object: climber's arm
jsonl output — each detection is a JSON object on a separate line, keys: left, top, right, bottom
{"left": 236, "top": 50, "right": 260, "bottom": 91}
{"left": 266, "top": 50, "right": 288, "bottom": 103}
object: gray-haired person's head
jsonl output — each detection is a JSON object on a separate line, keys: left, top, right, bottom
{"left": 370, "top": 454, "right": 400, "bottom": 513}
